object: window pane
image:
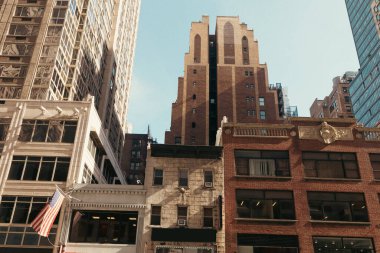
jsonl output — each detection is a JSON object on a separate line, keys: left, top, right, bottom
{"left": 8, "top": 161, "right": 24, "bottom": 180}
{"left": 23, "top": 160, "right": 40, "bottom": 180}
{"left": 38, "top": 161, "right": 55, "bottom": 181}
{"left": 47, "top": 121, "right": 63, "bottom": 142}
{"left": 53, "top": 160, "right": 69, "bottom": 181}
{"left": 62, "top": 122, "right": 77, "bottom": 143}
{"left": 12, "top": 202, "right": 30, "bottom": 223}
{"left": 32, "top": 121, "right": 48, "bottom": 142}
{"left": 18, "top": 121, "right": 34, "bottom": 142}
{"left": 0, "top": 201, "right": 15, "bottom": 223}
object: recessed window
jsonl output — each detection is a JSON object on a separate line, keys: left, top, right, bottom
{"left": 177, "top": 206, "right": 187, "bottom": 226}
{"left": 8, "top": 156, "right": 70, "bottom": 181}
{"left": 370, "top": 154, "right": 380, "bottom": 179}
{"left": 344, "top": 96, "right": 350, "bottom": 103}
{"left": 259, "top": 111, "right": 266, "bottom": 119}
{"left": 238, "top": 234, "right": 299, "bottom": 253}
{"left": 178, "top": 169, "right": 188, "bottom": 187}
{"left": 193, "top": 69, "right": 197, "bottom": 74}
{"left": 236, "top": 189, "right": 295, "bottom": 220}
{"left": 153, "top": 168, "right": 163, "bottom": 185}
{"left": 131, "top": 150, "right": 140, "bottom": 158}
{"left": 204, "top": 170, "right": 213, "bottom": 187}
{"left": 303, "top": 152, "right": 359, "bottom": 179}
{"left": 130, "top": 162, "right": 140, "bottom": 170}
{"left": 259, "top": 97, "right": 265, "bottom": 106}
{"left": 192, "top": 108, "right": 196, "bottom": 114}
{"left": 313, "top": 236, "right": 374, "bottom": 253}
{"left": 307, "top": 192, "right": 368, "bottom": 222}
{"left": 192, "top": 94, "right": 196, "bottom": 100}
{"left": 235, "top": 150, "right": 290, "bottom": 177}
{"left": 174, "top": 136, "right": 181, "bottom": 144}
{"left": 203, "top": 208, "right": 213, "bottom": 227}
{"left": 150, "top": 206, "right": 161, "bottom": 225}
{"left": 247, "top": 110, "right": 255, "bottom": 116}
{"left": 191, "top": 122, "right": 196, "bottom": 128}
{"left": 69, "top": 210, "right": 138, "bottom": 244}
{"left": 0, "top": 119, "right": 11, "bottom": 141}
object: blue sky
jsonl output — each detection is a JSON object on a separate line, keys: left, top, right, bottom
{"left": 128, "top": 0, "right": 359, "bottom": 142}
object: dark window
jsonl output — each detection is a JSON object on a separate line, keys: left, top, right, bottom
{"left": 303, "top": 152, "right": 359, "bottom": 179}
{"left": 177, "top": 206, "right": 187, "bottom": 224}
{"left": 151, "top": 206, "right": 161, "bottom": 225}
{"left": 235, "top": 150, "right": 290, "bottom": 177}
{"left": 236, "top": 190, "right": 295, "bottom": 220}
{"left": 313, "top": 236, "right": 374, "bottom": 253}
{"left": 69, "top": 210, "right": 138, "bottom": 244}
{"left": 153, "top": 169, "right": 163, "bottom": 185}
{"left": 203, "top": 208, "right": 213, "bottom": 227}
{"left": 192, "top": 94, "right": 196, "bottom": 100}
{"left": 18, "top": 120, "right": 77, "bottom": 143}
{"left": 178, "top": 169, "right": 188, "bottom": 187}
{"left": 191, "top": 122, "right": 196, "bottom": 128}
{"left": 174, "top": 137, "right": 181, "bottom": 144}
{"left": 370, "top": 153, "right": 380, "bottom": 179}
{"left": 242, "top": 36, "right": 249, "bottom": 65}
{"left": 204, "top": 170, "right": 213, "bottom": 186}
{"left": 8, "top": 156, "right": 70, "bottom": 181}
{"left": 238, "top": 234, "right": 299, "bottom": 253}
{"left": 193, "top": 69, "right": 197, "bottom": 74}
{"left": 307, "top": 192, "right": 369, "bottom": 222}
{"left": 0, "top": 119, "right": 11, "bottom": 141}
{"left": 344, "top": 96, "right": 351, "bottom": 103}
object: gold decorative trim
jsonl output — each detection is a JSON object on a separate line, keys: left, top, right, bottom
{"left": 298, "top": 122, "right": 353, "bottom": 144}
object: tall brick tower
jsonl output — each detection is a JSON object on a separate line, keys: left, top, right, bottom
{"left": 165, "top": 16, "right": 281, "bottom": 145}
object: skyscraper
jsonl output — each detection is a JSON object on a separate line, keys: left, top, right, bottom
{"left": 0, "top": 0, "right": 140, "bottom": 160}
{"left": 165, "top": 16, "right": 286, "bottom": 146}
{"left": 345, "top": 0, "right": 380, "bottom": 126}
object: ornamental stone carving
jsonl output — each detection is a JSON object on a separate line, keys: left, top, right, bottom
{"left": 298, "top": 121, "right": 354, "bottom": 144}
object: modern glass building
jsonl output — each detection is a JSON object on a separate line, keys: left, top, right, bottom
{"left": 345, "top": 0, "right": 380, "bottom": 126}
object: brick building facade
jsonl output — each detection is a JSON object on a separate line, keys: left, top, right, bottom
{"left": 220, "top": 118, "right": 380, "bottom": 253}
{"left": 310, "top": 72, "right": 357, "bottom": 119}
{"left": 165, "top": 16, "right": 283, "bottom": 146}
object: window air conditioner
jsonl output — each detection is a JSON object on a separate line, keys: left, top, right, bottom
{"left": 177, "top": 219, "right": 187, "bottom": 226}
{"left": 204, "top": 182, "right": 213, "bottom": 188}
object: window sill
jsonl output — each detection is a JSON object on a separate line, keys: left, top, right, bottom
{"left": 304, "top": 177, "right": 361, "bottom": 182}
{"left": 235, "top": 175, "right": 291, "bottom": 181}
{"left": 147, "top": 224, "right": 162, "bottom": 228}
{"left": 309, "top": 220, "right": 370, "bottom": 226}
{"left": 235, "top": 218, "right": 297, "bottom": 223}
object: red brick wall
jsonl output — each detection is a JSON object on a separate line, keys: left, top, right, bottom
{"left": 165, "top": 78, "right": 184, "bottom": 144}
{"left": 222, "top": 124, "right": 380, "bottom": 253}
{"left": 217, "top": 66, "right": 234, "bottom": 125}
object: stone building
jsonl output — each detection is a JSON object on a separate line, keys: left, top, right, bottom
{"left": 0, "top": 0, "right": 141, "bottom": 160}
{"left": 0, "top": 99, "right": 145, "bottom": 253}
{"left": 310, "top": 71, "right": 357, "bottom": 119}
{"left": 219, "top": 118, "right": 380, "bottom": 253}
{"left": 142, "top": 144, "right": 224, "bottom": 253}
{"left": 165, "top": 16, "right": 286, "bottom": 146}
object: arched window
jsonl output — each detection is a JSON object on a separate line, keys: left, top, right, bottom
{"left": 194, "top": 34, "right": 201, "bottom": 63}
{"left": 224, "top": 22, "right": 235, "bottom": 64}
{"left": 242, "top": 36, "right": 249, "bottom": 65}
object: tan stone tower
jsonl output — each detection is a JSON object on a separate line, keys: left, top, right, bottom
{"left": 165, "top": 16, "right": 281, "bottom": 145}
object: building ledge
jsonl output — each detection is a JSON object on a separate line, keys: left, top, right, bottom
{"left": 235, "top": 218, "right": 297, "bottom": 223}
{"left": 304, "top": 177, "right": 361, "bottom": 182}
{"left": 235, "top": 175, "right": 291, "bottom": 181}
{"left": 309, "top": 220, "right": 370, "bottom": 226}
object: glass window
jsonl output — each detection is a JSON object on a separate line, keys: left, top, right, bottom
{"left": 204, "top": 171, "right": 213, "bottom": 186}
{"left": 370, "top": 153, "right": 380, "bottom": 179}
{"left": 259, "top": 97, "right": 265, "bottom": 106}
{"left": 313, "top": 236, "right": 374, "bottom": 253}
{"left": 236, "top": 190, "right": 295, "bottom": 220}
{"left": 153, "top": 169, "right": 163, "bottom": 186}
{"left": 0, "top": 119, "right": 11, "bottom": 142}
{"left": 8, "top": 155, "right": 70, "bottom": 182}
{"left": 238, "top": 234, "right": 299, "bottom": 253}
{"left": 179, "top": 169, "right": 188, "bottom": 187}
{"left": 307, "top": 192, "right": 369, "bottom": 222}
{"left": 69, "top": 210, "right": 138, "bottom": 244}
{"left": 303, "top": 152, "right": 359, "bottom": 179}
{"left": 235, "top": 150, "right": 290, "bottom": 177}
{"left": 174, "top": 137, "right": 181, "bottom": 144}
{"left": 177, "top": 206, "right": 187, "bottom": 224}
{"left": 259, "top": 111, "right": 266, "bottom": 119}
{"left": 203, "top": 208, "right": 213, "bottom": 227}
{"left": 151, "top": 206, "right": 161, "bottom": 225}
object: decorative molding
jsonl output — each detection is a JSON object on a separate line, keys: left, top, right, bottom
{"left": 69, "top": 202, "right": 146, "bottom": 209}
{"left": 298, "top": 122, "right": 353, "bottom": 144}
{"left": 73, "top": 188, "right": 146, "bottom": 195}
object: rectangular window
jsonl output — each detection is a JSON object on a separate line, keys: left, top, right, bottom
{"left": 313, "top": 237, "right": 374, "bottom": 253}
{"left": 151, "top": 206, "right": 161, "bottom": 225}
{"left": 203, "top": 207, "right": 213, "bottom": 227}
{"left": 236, "top": 190, "right": 295, "bottom": 220}
{"left": 344, "top": 96, "right": 350, "bottom": 103}
{"left": 130, "top": 162, "right": 140, "bottom": 170}
{"left": 18, "top": 120, "right": 77, "bottom": 143}
{"left": 307, "top": 192, "right": 369, "bottom": 222}
{"left": 204, "top": 170, "right": 213, "bottom": 187}
{"left": 235, "top": 150, "right": 290, "bottom": 177}
{"left": 303, "top": 152, "right": 359, "bottom": 179}
{"left": 132, "top": 140, "right": 141, "bottom": 148}
{"left": 174, "top": 137, "right": 181, "bottom": 144}
{"left": 153, "top": 168, "right": 163, "bottom": 186}
{"left": 8, "top": 156, "right": 70, "bottom": 181}
{"left": 238, "top": 234, "right": 299, "bottom": 253}
{"left": 259, "top": 97, "right": 265, "bottom": 106}
{"left": 69, "top": 210, "right": 138, "bottom": 244}
{"left": 370, "top": 153, "right": 380, "bottom": 179}
{"left": 0, "top": 119, "right": 11, "bottom": 142}
{"left": 179, "top": 169, "right": 188, "bottom": 187}
{"left": 177, "top": 206, "right": 187, "bottom": 225}
{"left": 131, "top": 150, "right": 140, "bottom": 158}
{"left": 259, "top": 111, "right": 266, "bottom": 119}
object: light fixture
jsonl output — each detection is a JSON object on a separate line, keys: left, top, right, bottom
{"left": 272, "top": 201, "right": 277, "bottom": 207}
{"left": 256, "top": 201, "right": 261, "bottom": 206}
{"left": 129, "top": 217, "right": 137, "bottom": 221}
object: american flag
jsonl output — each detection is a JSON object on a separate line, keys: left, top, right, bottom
{"left": 31, "top": 189, "right": 65, "bottom": 237}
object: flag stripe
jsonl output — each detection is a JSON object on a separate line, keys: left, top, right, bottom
{"left": 30, "top": 189, "right": 65, "bottom": 237}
